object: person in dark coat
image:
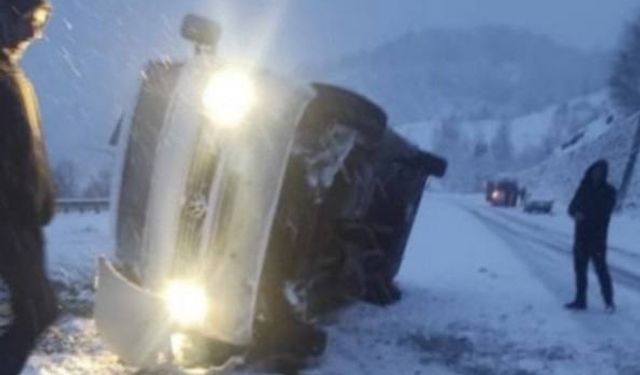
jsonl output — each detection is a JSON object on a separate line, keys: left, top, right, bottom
{"left": 0, "top": 0, "right": 58, "bottom": 373}
{"left": 565, "top": 159, "right": 616, "bottom": 313}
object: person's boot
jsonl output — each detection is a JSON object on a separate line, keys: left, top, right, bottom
{"left": 605, "top": 303, "right": 616, "bottom": 314}
{"left": 564, "top": 300, "right": 587, "bottom": 310}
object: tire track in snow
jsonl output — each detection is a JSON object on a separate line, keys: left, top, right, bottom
{"left": 489, "top": 208, "right": 640, "bottom": 262}
{"left": 463, "top": 204, "right": 640, "bottom": 371}
{"left": 461, "top": 206, "right": 577, "bottom": 303}
{"left": 466, "top": 206, "right": 640, "bottom": 293}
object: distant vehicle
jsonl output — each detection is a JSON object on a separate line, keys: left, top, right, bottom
{"left": 94, "top": 14, "right": 447, "bottom": 372}
{"left": 523, "top": 200, "right": 554, "bottom": 214}
{"left": 486, "top": 180, "right": 519, "bottom": 207}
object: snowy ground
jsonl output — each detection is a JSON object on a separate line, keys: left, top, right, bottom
{"left": 18, "top": 195, "right": 640, "bottom": 374}
{"left": 44, "top": 212, "right": 113, "bottom": 315}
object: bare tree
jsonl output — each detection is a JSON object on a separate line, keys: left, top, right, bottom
{"left": 82, "top": 167, "right": 113, "bottom": 198}
{"left": 610, "top": 10, "right": 640, "bottom": 117}
{"left": 491, "top": 119, "right": 514, "bottom": 171}
{"left": 611, "top": 10, "right": 640, "bottom": 210}
{"left": 53, "top": 160, "right": 79, "bottom": 198}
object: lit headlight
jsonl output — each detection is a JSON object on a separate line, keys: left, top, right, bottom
{"left": 491, "top": 190, "right": 502, "bottom": 201}
{"left": 163, "top": 280, "right": 208, "bottom": 327}
{"left": 202, "top": 68, "right": 256, "bottom": 127}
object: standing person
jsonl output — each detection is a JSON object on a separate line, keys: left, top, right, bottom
{"left": 0, "top": 0, "right": 58, "bottom": 373}
{"left": 565, "top": 159, "right": 616, "bottom": 313}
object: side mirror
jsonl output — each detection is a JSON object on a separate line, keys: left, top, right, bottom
{"left": 181, "top": 14, "right": 221, "bottom": 48}
{"left": 417, "top": 152, "right": 448, "bottom": 178}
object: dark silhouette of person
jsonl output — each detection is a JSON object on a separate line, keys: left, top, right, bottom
{"left": 0, "top": 0, "right": 58, "bottom": 373}
{"left": 566, "top": 159, "right": 616, "bottom": 313}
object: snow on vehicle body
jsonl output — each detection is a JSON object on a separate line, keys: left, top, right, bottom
{"left": 522, "top": 190, "right": 554, "bottom": 214}
{"left": 95, "top": 15, "right": 447, "bottom": 370}
{"left": 523, "top": 199, "right": 554, "bottom": 214}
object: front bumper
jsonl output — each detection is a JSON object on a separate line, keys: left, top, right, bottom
{"left": 94, "top": 257, "right": 171, "bottom": 367}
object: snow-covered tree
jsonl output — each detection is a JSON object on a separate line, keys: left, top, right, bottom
{"left": 432, "top": 116, "right": 462, "bottom": 156}
{"left": 53, "top": 160, "right": 79, "bottom": 198}
{"left": 431, "top": 117, "right": 483, "bottom": 191}
{"left": 491, "top": 119, "right": 514, "bottom": 170}
{"left": 473, "top": 139, "right": 489, "bottom": 158}
{"left": 82, "top": 167, "right": 112, "bottom": 198}
{"left": 610, "top": 10, "right": 640, "bottom": 117}
{"left": 470, "top": 136, "right": 493, "bottom": 191}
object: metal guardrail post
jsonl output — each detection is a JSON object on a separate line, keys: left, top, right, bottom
{"left": 55, "top": 198, "right": 111, "bottom": 214}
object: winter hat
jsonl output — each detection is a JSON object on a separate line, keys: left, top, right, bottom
{"left": 588, "top": 159, "right": 608, "bottom": 178}
{"left": 580, "top": 159, "right": 609, "bottom": 187}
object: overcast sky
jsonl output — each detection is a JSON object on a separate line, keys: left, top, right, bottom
{"left": 191, "top": 0, "right": 640, "bottom": 68}
{"left": 19, "top": 0, "right": 640, "bottom": 173}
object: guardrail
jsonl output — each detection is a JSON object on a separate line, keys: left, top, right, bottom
{"left": 56, "top": 198, "right": 110, "bottom": 214}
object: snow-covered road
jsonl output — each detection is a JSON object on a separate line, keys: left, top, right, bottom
{"left": 23, "top": 194, "right": 640, "bottom": 374}
{"left": 393, "top": 194, "right": 640, "bottom": 375}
